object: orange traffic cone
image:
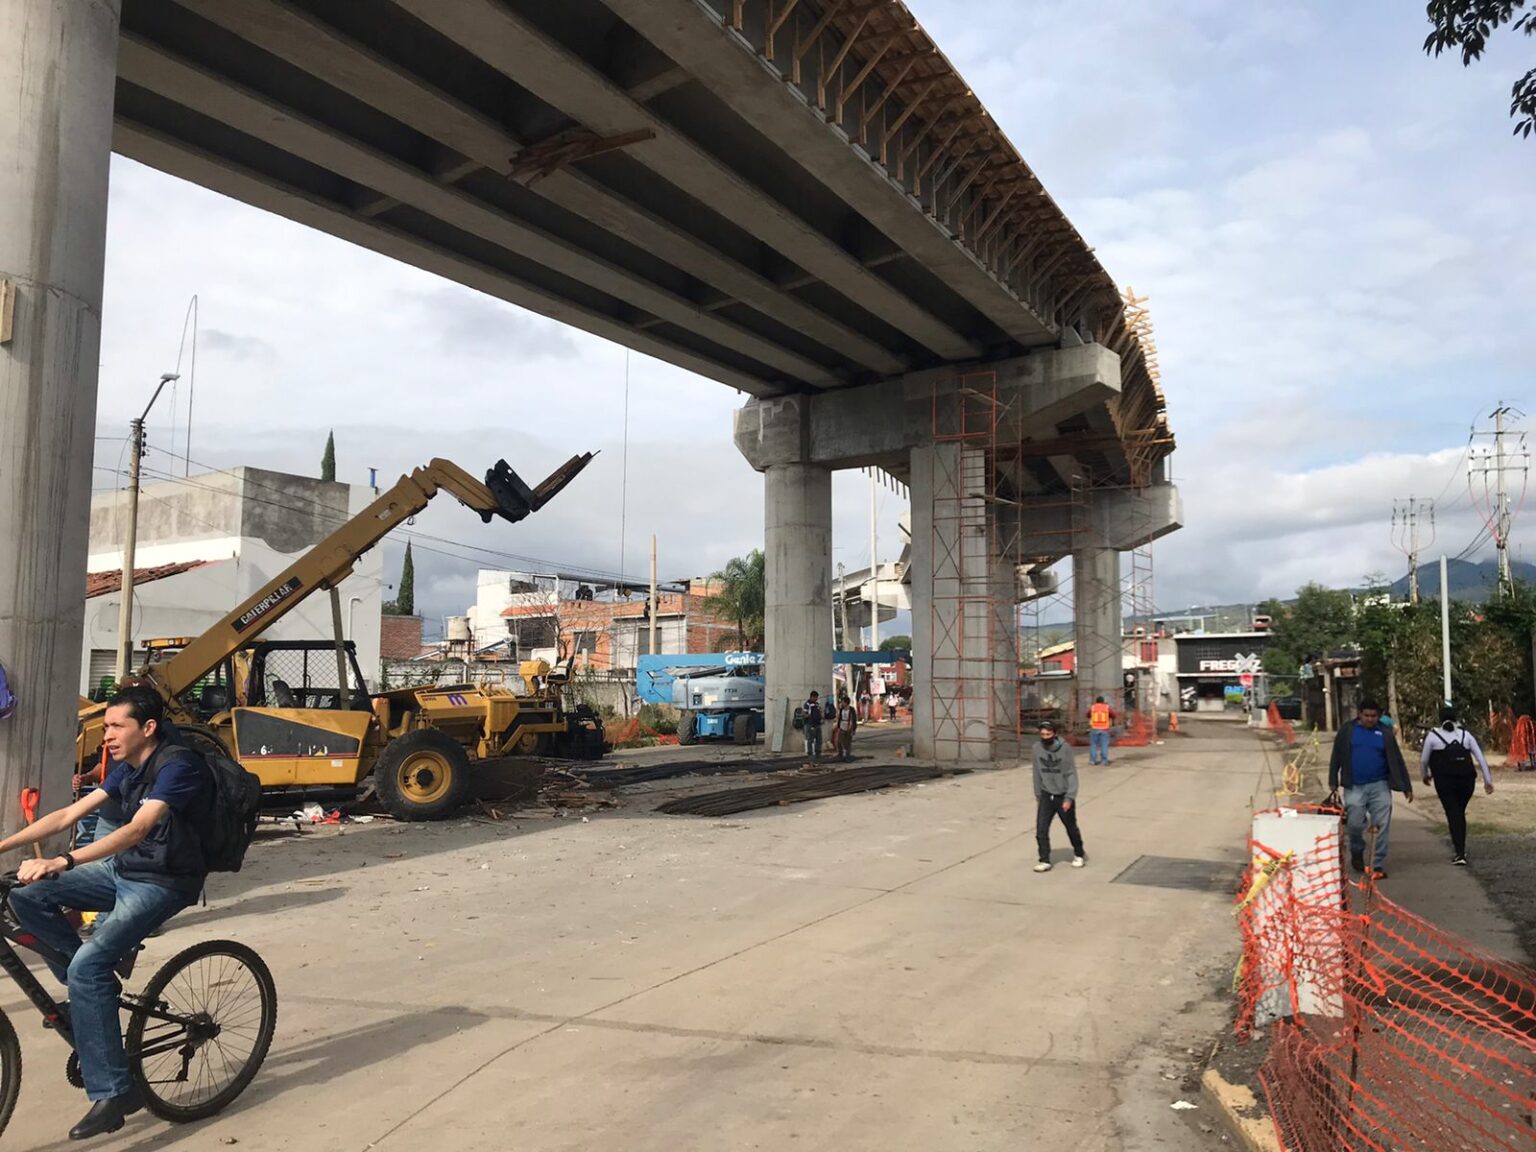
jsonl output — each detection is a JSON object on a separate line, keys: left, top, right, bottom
{"left": 1168, "top": 711, "right": 1180, "bottom": 734}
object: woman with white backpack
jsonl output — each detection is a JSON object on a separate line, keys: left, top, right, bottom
{"left": 1420, "top": 704, "right": 1495, "bottom": 866}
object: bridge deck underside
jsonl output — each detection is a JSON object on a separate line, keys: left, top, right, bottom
{"left": 112, "top": 0, "right": 1170, "bottom": 473}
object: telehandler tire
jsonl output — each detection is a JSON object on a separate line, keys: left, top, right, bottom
{"left": 678, "top": 711, "right": 698, "bottom": 746}
{"left": 732, "top": 713, "right": 754, "bottom": 745}
{"left": 373, "top": 729, "right": 472, "bottom": 821}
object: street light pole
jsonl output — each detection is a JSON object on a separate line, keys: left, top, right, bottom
{"left": 115, "top": 373, "right": 179, "bottom": 682}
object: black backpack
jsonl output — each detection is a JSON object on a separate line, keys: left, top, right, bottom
{"left": 183, "top": 746, "right": 263, "bottom": 873}
{"left": 1428, "top": 728, "right": 1476, "bottom": 778}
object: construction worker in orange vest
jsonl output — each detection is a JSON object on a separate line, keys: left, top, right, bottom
{"left": 1088, "top": 696, "right": 1116, "bottom": 766}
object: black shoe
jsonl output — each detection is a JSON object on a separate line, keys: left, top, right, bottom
{"left": 1350, "top": 854, "right": 1365, "bottom": 873}
{"left": 69, "top": 1088, "right": 144, "bottom": 1140}
{"left": 1453, "top": 855, "right": 1468, "bottom": 866}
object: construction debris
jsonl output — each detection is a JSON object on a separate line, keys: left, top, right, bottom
{"left": 574, "top": 755, "right": 808, "bottom": 788}
{"left": 656, "top": 764, "right": 965, "bottom": 817}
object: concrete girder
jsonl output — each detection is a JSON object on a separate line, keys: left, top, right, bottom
{"left": 393, "top": 0, "right": 984, "bottom": 361}
{"left": 164, "top": 0, "right": 908, "bottom": 378}
{"left": 608, "top": 0, "right": 1061, "bottom": 348}
{"left": 117, "top": 34, "right": 840, "bottom": 389}
{"left": 734, "top": 342, "right": 1122, "bottom": 473}
{"left": 113, "top": 119, "right": 779, "bottom": 397}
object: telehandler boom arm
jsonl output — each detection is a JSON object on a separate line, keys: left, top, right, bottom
{"left": 149, "top": 454, "right": 593, "bottom": 698}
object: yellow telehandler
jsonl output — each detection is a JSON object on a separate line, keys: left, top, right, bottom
{"left": 77, "top": 454, "right": 603, "bottom": 820}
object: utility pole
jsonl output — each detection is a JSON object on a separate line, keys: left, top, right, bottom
{"left": 1470, "top": 405, "right": 1530, "bottom": 597}
{"left": 869, "top": 472, "right": 879, "bottom": 651}
{"left": 837, "top": 562, "right": 851, "bottom": 652}
{"left": 115, "top": 373, "right": 179, "bottom": 681}
{"left": 1440, "top": 554, "right": 1453, "bottom": 704}
{"left": 1390, "top": 497, "right": 1434, "bottom": 604}
{"left": 648, "top": 535, "right": 658, "bottom": 657}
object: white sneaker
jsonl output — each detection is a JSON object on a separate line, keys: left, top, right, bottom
{"left": 1033, "top": 861, "right": 1053, "bottom": 873}
{"left": 1072, "top": 855, "right": 1086, "bottom": 868}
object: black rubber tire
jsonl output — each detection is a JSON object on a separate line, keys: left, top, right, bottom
{"left": 678, "top": 712, "right": 698, "bottom": 746}
{"left": 373, "top": 729, "right": 473, "bottom": 821}
{"left": 127, "top": 940, "right": 276, "bottom": 1123}
{"left": 0, "top": 1010, "right": 20, "bottom": 1140}
{"left": 733, "top": 713, "right": 754, "bottom": 745}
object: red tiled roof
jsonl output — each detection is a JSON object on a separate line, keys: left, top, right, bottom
{"left": 85, "top": 560, "right": 209, "bottom": 599}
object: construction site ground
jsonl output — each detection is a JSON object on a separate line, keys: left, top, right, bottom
{"left": 1, "top": 720, "right": 1279, "bottom": 1151}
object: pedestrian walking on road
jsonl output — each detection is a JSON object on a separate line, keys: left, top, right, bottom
{"left": 1328, "top": 697, "right": 1413, "bottom": 879}
{"left": 1087, "top": 696, "right": 1115, "bottom": 765}
{"left": 1421, "top": 703, "right": 1495, "bottom": 866}
{"left": 801, "top": 691, "right": 824, "bottom": 760}
{"left": 1032, "top": 721, "right": 1085, "bottom": 873}
{"left": 834, "top": 692, "right": 858, "bottom": 762}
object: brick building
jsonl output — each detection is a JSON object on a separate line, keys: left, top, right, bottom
{"left": 500, "top": 583, "right": 739, "bottom": 670}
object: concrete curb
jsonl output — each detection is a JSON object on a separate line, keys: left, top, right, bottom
{"left": 1200, "top": 1067, "right": 1281, "bottom": 1152}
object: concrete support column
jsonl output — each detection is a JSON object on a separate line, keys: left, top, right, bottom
{"left": 910, "top": 443, "right": 1012, "bottom": 762}
{"left": 1073, "top": 546, "right": 1123, "bottom": 723}
{"left": 763, "top": 463, "right": 832, "bottom": 749}
{"left": 0, "top": 0, "right": 121, "bottom": 835}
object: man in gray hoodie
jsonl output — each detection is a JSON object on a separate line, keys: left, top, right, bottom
{"left": 1032, "top": 720, "right": 1085, "bottom": 873}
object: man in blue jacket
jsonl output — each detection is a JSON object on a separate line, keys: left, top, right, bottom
{"left": 0, "top": 687, "right": 211, "bottom": 1139}
{"left": 1328, "top": 697, "right": 1413, "bottom": 879}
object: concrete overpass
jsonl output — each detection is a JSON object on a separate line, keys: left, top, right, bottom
{"left": 1, "top": 0, "right": 1178, "bottom": 810}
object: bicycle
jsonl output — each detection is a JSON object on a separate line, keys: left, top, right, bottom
{"left": 0, "top": 873, "right": 277, "bottom": 1137}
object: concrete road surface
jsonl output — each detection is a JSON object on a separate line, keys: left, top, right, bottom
{"left": 0, "top": 721, "right": 1267, "bottom": 1150}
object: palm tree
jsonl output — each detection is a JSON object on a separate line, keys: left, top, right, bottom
{"left": 704, "top": 549, "right": 766, "bottom": 650}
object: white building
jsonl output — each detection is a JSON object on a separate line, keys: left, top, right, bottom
{"left": 82, "top": 467, "right": 383, "bottom": 695}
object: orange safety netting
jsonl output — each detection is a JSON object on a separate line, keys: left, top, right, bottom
{"left": 1267, "top": 702, "right": 1297, "bottom": 748}
{"left": 1115, "top": 711, "right": 1159, "bottom": 747}
{"left": 604, "top": 718, "right": 679, "bottom": 747}
{"left": 1508, "top": 715, "right": 1536, "bottom": 772}
{"left": 1236, "top": 810, "right": 1536, "bottom": 1152}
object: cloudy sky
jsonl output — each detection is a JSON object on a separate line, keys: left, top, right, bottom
{"left": 92, "top": 0, "right": 1534, "bottom": 628}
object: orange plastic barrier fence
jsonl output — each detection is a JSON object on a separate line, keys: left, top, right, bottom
{"left": 1236, "top": 812, "right": 1536, "bottom": 1152}
{"left": 604, "top": 718, "right": 679, "bottom": 747}
{"left": 1508, "top": 715, "right": 1536, "bottom": 772}
{"left": 1267, "top": 702, "right": 1297, "bottom": 748}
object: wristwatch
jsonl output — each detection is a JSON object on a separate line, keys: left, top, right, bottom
{"left": 61, "top": 853, "right": 77, "bottom": 871}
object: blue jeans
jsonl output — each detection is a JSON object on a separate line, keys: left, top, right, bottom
{"left": 1089, "top": 729, "right": 1111, "bottom": 764}
{"left": 1344, "top": 780, "right": 1395, "bottom": 868}
{"left": 9, "top": 862, "right": 194, "bottom": 1100}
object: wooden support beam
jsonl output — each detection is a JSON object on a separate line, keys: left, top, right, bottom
{"left": 833, "top": 30, "right": 904, "bottom": 122}
{"left": 893, "top": 96, "right": 959, "bottom": 175}
{"left": 857, "top": 54, "right": 920, "bottom": 142}
{"left": 763, "top": 0, "right": 801, "bottom": 60}
{"left": 817, "top": 7, "right": 874, "bottom": 109}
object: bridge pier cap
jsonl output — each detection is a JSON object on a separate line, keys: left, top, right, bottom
{"left": 734, "top": 344, "right": 1122, "bottom": 473}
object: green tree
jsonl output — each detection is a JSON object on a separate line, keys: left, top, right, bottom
{"left": 321, "top": 430, "right": 336, "bottom": 482}
{"left": 1425, "top": 1, "right": 1536, "bottom": 137}
{"left": 1263, "top": 583, "right": 1359, "bottom": 692}
{"left": 704, "top": 549, "right": 766, "bottom": 650}
{"left": 879, "top": 634, "right": 912, "bottom": 652}
{"left": 384, "top": 542, "right": 416, "bottom": 616}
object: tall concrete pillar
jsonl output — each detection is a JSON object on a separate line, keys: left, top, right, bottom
{"left": 763, "top": 463, "right": 832, "bottom": 748}
{"left": 0, "top": 0, "right": 121, "bottom": 833}
{"left": 1073, "top": 546, "right": 1122, "bottom": 725}
{"left": 911, "top": 443, "right": 1013, "bottom": 762}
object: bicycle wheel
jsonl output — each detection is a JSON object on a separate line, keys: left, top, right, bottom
{"left": 0, "top": 1010, "right": 20, "bottom": 1138}
{"left": 126, "top": 940, "right": 277, "bottom": 1122}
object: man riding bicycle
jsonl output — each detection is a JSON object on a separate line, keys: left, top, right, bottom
{"left": 0, "top": 686, "right": 211, "bottom": 1140}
